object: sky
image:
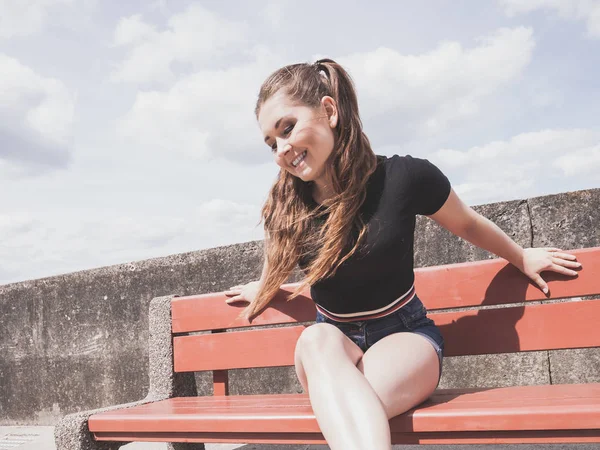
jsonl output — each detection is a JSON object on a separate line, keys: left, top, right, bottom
{"left": 1, "top": 0, "right": 599, "bottom": 285}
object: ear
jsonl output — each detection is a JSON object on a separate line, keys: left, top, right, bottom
{"left": 321, "top": 96, "right": 338, "bottom": 128}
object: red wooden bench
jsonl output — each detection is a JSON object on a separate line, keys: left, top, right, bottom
{"left": 55, "top": 246, "right": 600, "bottom": 449}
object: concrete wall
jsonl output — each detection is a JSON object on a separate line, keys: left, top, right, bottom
{"left": 0, "top": 188, "right": 598, "bottom": 425}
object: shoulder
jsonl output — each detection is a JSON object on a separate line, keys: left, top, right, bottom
{"left": 378, "top": 153, "right": 429, "bottom": 168}
{"left": 375, "top": 154, "right": 451, "bottom": 213}
{"left": 376, "top": 154, "right": 424, "bottom": 179}
{"left": 378, "top": 153, "right": 447, "bottom": 178}
{"left": 367, "top": 155, "right": 414, "bottom": 203}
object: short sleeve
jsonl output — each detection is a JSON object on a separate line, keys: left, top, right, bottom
{"left": 405, "top": 155, "right": 451, "bottom": 216}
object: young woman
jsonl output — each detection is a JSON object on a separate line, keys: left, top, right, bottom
{"left": 224, "top": 59, "right": 581, "bottom": 450}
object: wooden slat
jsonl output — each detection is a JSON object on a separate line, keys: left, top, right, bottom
{"left": 171, "top": 286, "right": 315, "bottom": 333}
{"left": 174, "top": 326, "right": 305, "bottom": 372}
{"left": 417, "top": 246, "right": 599, "bottom": 311}
{"left": 171, "top": 247, "right": 599, "bottom": 333}
{"left": 433, "top": 298, "right": 600, "bottom": 356}
{"left": 92, "top": 431, "right": 328, "bottom": 445}
{"left": 89, "top": 384, "right": 600, "bottom": 437}
{"left": 174, "top": 298, "right": 600, "bottom": 372}
{"left": 213, "top": 370, "right": 228, "bottom": 396}
{"left": 92, "top": 430, "right": 600, "bottom": 445}
{"left": 211, "top": 330, "right": 229, "bottom": 395}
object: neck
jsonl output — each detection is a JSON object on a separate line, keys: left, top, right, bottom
{"left": 312, "top": 177, "right": 335, "bottom": 204}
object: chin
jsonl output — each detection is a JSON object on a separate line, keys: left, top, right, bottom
{"left": 286, "top": 167, "right": 313, "bottom": 182}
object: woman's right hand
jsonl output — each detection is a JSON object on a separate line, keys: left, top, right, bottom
{"left": 224, "top": 281, "right": 260, "bottom": 304}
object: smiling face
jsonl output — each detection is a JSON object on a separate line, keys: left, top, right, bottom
{"left": 258, "top": 90, "right": 338, "bottom": 189}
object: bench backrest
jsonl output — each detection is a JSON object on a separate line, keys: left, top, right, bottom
{"left": 171, "top": 247, "right": 600, "bottom": 395}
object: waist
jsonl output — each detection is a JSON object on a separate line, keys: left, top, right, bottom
{"left": 314, "top": 284, "right": 416, "bottom": 322}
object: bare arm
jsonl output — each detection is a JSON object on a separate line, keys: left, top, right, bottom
{"left": 428, "top": 189, "right": 581, "bottom": 293}
{"left": 224, "top": 237, "right": 269, "bottom": 303}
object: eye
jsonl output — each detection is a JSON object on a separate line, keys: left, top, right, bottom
{"left": 268, "top": 122, "right": 296, "bottom": 153}
{"left": 283, "top": 124, "right": 294, "bottom": 136}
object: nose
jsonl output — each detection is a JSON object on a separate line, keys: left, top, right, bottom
{"left": 276, "top": 141, "right": 292, "bottom": 157}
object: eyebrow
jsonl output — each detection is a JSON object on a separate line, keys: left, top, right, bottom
{"left": 264, "top": 115, "right": 291, "bottom": 143}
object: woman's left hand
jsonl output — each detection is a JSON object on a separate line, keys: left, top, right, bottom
{"left": 520, "top": 247, "right": 582, "bottom": 294}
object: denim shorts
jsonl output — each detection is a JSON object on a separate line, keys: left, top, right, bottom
{"left": 315, "top": 294, "right": 444, "bottom": 380}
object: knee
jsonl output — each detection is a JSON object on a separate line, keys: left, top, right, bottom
{"left": 295, "top": 323, "right": 343, "bottom": 360}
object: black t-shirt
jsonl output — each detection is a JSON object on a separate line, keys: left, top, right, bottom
{"left": 299, "top": 154, "right": 451, "bottom": 315}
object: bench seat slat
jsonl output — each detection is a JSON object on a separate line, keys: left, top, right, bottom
{"left": 91, "top": 429, "right": 600, "bottom": 445}
{"left": 89, "top": 384, "right": 600, "bottom": 439}
{"left": 171, "top": 247, "right": 599, "bottom": 333}
{"left": 94, "top": 430, "right": 600, "bottom": 444}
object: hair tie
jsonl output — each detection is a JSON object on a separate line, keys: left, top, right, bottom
{"left": 313, "top": 60, "right": 328, "bottom": 79}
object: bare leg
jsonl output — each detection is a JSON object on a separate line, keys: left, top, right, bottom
{"left": 294, "top": 323, "right": 392, "bottom": 450}
{"left": 358, "top": 332, "right": 440, "bottom": 419}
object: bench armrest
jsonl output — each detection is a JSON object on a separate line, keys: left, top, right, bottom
{"left": 54, "top": 395, "right": 165, "bottom": 449}
{"left": 148, "top": 294, "right": 187, "bottom": 397}
{"left": 55, "top": 295, "right": 198, "bottom": 449}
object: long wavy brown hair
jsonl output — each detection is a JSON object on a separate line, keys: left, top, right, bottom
{"left": 241, "top": 58, "right": 377, "bottom": 321}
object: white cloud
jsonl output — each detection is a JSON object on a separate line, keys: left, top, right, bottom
{"left": 0, "top": 53, "right": 75, "bottom": 171}
{"left": 0, "top": 213, "right": 38, "bottom": 238}
{"left": 262, "top": 0, "right": 288, "bottom": 29}
{"left": 499, "top": 0, "right": 600, "bottom": 38}
{"left": 433, "top": 128, "right": 600, "bottom": 204}
{"left": 196, "top": 199, "right": 258, "bottom": 224}
{"left": 0, "top": 0, "right": 73, "bottom": 38}
{"left": 117, "top": 48, "right": 283, "bottom": 163}
{"left": 340, "top": 27, "right": 535, "bottom": 136}
{"left": 0, "top": 198, "right": 262, "bottom": 284}
{"left": 113, "top": 14, "right": 156, "bottom": 46}
{"left": 111, "top": 4, "right": 249, "bottom": 84}
{"left": 553, "top": 144, "right": 600, "bottom": 175}
{"left": 118, "top": 27, "right": 535, "bottom": 165}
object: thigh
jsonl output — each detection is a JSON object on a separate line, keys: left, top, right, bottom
{"left": 294, "top": 322, "right": 364, "bottom": 392}
{"left": 357, "top": 332, "right": 440, "bottom": 419}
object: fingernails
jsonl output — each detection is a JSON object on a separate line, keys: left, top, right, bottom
{"left": 543, "top": 287, "right": 548, "bottom": 294}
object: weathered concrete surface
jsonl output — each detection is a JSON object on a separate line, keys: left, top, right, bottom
{"left": 52, "top": 295, "right": 204, "bottom": 450}
{"left": 438, "top": 352, "right": 550, "bottom": 389}
{"left": 0, "top": 188, "right": 598, "bottom": 428}
{"left": 229, "top": 366, "right": 304, "bottom": 395}
{"left": 0, "top": 242, "right": 264, "bottom": 424}
{"left": 549, "top": 348, "right": 600, "bottom": 384}
{"left": 414, "top": 199, "right": 533, "bottom": 267}
{"left": 529, "top": 189, "right": 600, "bottom": 389}
{"left": 529, "top": 189, "right": 600, "bottom": 250}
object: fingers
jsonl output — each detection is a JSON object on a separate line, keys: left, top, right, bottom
{"left": 532, "top": 274, "right": 549, "bottom": 295}
{"left": 528, "top": 248, "right": 582, "bottom": 295}
{"left": 224, "top": 284, "right": 246, "bottom": 295}
{"left": 228, "top": 284, "right": 245, "bottom": 290}
{"left": 547, "top": 248, "right": 582, "bottom": 272}
{"left": 550, "top": 252, "right": 578, "bottom": 261}
{"left": 551, "top": 257, "right": 581, "bottom": 269}
{"left": 551, "top": 263, "right": 579, "bottom": 277}
{"left": 225, "top": 295, "right": 249, "bottom": 304}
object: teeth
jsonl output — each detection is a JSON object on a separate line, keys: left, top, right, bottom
{"left": 292, "top": 151, "right": 307, "bottom": 167}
